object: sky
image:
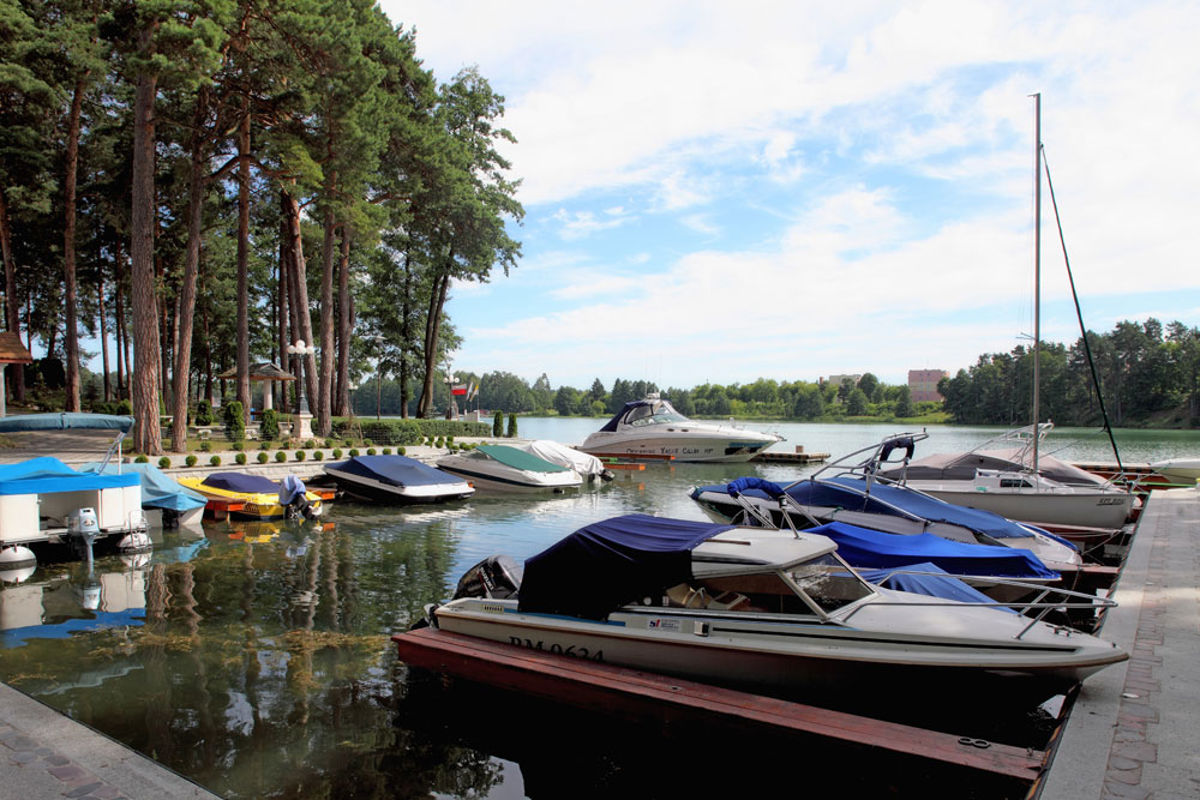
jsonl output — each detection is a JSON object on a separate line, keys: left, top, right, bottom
{"left": 369, "top": 0, "right": 1200, "bottom": 391}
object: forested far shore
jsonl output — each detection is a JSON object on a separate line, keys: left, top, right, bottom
{"left": 15, "top": 317, "right": 1195, "bottom": 433}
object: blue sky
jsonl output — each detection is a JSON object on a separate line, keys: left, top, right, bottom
{"left": 373, "top": 0, "right": 1200, "bottom": 391}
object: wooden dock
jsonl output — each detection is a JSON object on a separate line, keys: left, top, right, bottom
{"left": 391, "top": 627, "right": 1046, "bottom": 784}
{"left": 751, "top": 449, "right": 830, "bottom": 464}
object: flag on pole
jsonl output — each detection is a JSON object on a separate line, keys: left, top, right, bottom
{"left": 452, "top": 383, "right": 468, "bottom": 397}
{"left": 466, "top": 381, "right": 478, "bottom": 401}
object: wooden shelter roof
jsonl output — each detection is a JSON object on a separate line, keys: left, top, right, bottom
{"left": 216, "top": 361, "right": 295, "bottom": 381}
{"left": 0, "top": 332, "right": 33, "bottom": 364}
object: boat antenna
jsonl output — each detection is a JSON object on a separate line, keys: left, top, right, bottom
{"left": 1030, "top": 92, "right": 1042, "bottom": 480}
{"left": 1040, "top": 147, "right": 1125, "bottom": 475}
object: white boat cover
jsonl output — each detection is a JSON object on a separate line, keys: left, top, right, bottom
{"left": 517, "top": 440, "right": 606, "bottom": 478}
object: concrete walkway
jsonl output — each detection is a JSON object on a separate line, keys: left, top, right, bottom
{"left": 1041, "top": 486, "right": 1200, "bottom": 800}
{"left": 0, "top": 682, "right": 221, "bottom": 799}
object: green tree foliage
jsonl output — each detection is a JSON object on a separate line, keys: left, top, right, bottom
{"left": 939, "top": 318, "right": 1200, "bottom": 426}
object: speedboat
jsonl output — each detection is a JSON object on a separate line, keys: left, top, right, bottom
{"left": 689, "top": 433, "right": 1084, "bottom": 574}
{"left": 323, "top": 454, "right": 474, "bottom": 504}
{"left": 578, "top": 394, "right": 782, "bottom": 463}
{"left": 513, "top": 440, "right": 613, "bottom": 482}
{"left": 877, "top": 426, "right": 1136, "bottom": 530}
{"left": 436, "top": 445, "right": 582, "bottom": 493}
{"left": 426, "top": 514, "right": 1127, "bottom": 706}
{"left": 177, "top": 472, "right": 323, "bottom": 520}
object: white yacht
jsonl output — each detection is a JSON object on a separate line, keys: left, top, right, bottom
{"left": 579, "top": 395, "right": 782, "bottom": 463}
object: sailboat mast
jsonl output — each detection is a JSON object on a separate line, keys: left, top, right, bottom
{"left": 1032, "top": 92, "right": 1041, "bottom": 479}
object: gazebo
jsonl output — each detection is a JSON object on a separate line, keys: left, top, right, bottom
{"left": 0, "top": 332, "right": 33, "bottom": 418}
{"left": 216, "top": 361, "right": 296, "bottom": 413}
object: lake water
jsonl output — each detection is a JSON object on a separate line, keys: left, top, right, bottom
{"left": 1, "top": 420, "right": 1197, "bottom": 799}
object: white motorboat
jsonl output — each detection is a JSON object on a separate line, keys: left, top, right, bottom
{"left": 436, "top": 445, "right": 582, "bottom": 493}
{"left": 513, "top": 439, "right": 613, "bottom": 482}
{"left": 323, "top": 454, "right": 474, "bottom": 504}
{"left": 578, "top": 394, "right": 782, "bottom": 463}
{"left": 877, "top": 425, "right": 1136, "bottom": 530}
{"left": 690, "top": 432, "right": 1085, "bottom": 575}
{"left": 427, "top": 514, "right": 1127, "bottom": 707}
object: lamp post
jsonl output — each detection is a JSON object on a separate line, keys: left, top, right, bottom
{"left": 287, "top": 339, "right": 317, "bottom": 437}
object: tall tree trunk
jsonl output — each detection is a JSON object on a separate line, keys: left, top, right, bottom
{"left": 171, "top": 96, "right": 208, "bottom": 452}
{"left": 399, "top": 245, "right": 412, "bottom": 419}
{"left": 235, "top": 107, "right": 251, "bottom": 421}
{"left": 130, "top": 65, "right": 163, "bottom": 453}
{"left": 114, "top": 242, "right": 126, "bottom": 400}
{"left": 283, "top": 188, "right": 316, "bottom": 416}
{"left": 63, "top": 78, "right": 86, "bottom": 412}
{"left": 317, "top": 180, "right": 336, "bottom": 436}
{"left": 335, "top": 228, "right": 351, "bottom": 416}
{"left": 98, "top": 271, "right": 110, "bottom": 401}
{"left": 278, "top": 207, "right": 291, "bottom": 413}
{"left": 418, "top": 266, "right": 450, "bottom": 417}
{"left": 0, "top": 188, "right": 26, "bottom": 403}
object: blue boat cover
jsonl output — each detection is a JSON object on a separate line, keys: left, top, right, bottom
{"left": 0, "top": 412, "right": 133, "bottom": 433}
{"left": 329, "top": 454, "right": 460, "bottom": 486}
{"left": 0, "top": 457, "right": 139, "bottom": 495}
{"left": 701, "top": 475, "right": 1077, "bottom": 550}
{"left": 806, "top": 521, "right": 1059, "bottom": 580}
{"left": 518, "top": 513, "right": 734, "bottom": 620}
{"left": 202, "top": 472, "right": 282, "bottom": 494}
{"left": 80, "top": 462, "right": 206, "bottom": 512}
{"left": 859, "top": 562, "right": 1015, "bottom": 610}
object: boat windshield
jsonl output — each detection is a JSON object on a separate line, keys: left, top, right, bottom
{"left": 625, "top": 402, "right": 688, "bottom": 427}
{"left": 783, "top": 554, "right": 875, "bottom": 614}
{"left": 674, "top": 555, "right": 873, "bottom": 616}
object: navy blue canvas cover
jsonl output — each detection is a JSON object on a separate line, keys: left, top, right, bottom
{"left": 202, "top": 472, "right": 281, "bottom": 494}
{"left": 330, "top": 455, "right": 457, "bottom": 487}
{"left": 808, "top": 521, "right": 1059, "bottom": 579}
{"left": 518, "top": 514, "right": 734, "bottom": 620}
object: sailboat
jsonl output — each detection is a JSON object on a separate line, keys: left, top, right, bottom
{"left": 883, "top": 96, "right": 1135, "bottom": 531}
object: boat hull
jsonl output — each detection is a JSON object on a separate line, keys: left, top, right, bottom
{"left": 435, "top": 461, "right": 581, "bottom": 493}
{"left": 324, "top": 468, "right": 474, "bottom": 505}
{"left": 910, "top": 485, "right": 1133, "bottom": 530}
{"left": 176, "top": 478, "right": 324, "bottom": 521}
{"left": 433, "top": 599, "right": 1124, "bottom": 708}
{"left": 579, "top": 432, "right": 777, "bottom": 463}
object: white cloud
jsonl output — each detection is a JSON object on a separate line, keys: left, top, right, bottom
{"left": 383, "top": 0, "right": 1200, "bottom": 387}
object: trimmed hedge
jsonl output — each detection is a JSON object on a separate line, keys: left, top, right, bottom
{"left": 331, "top": 417, "right": 488, "bottom": 444}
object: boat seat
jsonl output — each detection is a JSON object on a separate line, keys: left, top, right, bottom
{"left": 665, "top": 583, "right": 750, "bottom": 610}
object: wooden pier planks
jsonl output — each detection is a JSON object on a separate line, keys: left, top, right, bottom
{"left": 392, "top": 627, "right": 1046, "bottom": 783}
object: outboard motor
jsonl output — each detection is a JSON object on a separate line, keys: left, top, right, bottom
{"left": 452, "top": 554, "right": 523, "bottom": 600}
{"left": 278, "top": 474, "right": 316, "bottom": 520}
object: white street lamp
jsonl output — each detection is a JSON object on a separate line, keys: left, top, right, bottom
{"left": 287, "top": 339, "right": 318, "bottom": 415}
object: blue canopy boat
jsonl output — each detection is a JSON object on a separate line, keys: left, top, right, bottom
{"left": 323, "top": 454, "right": 474, "bottom": 504}
{"left": 80, "top": 461, "right": 206, "bottom": 529}
{"left": 689, "top": 433, "right": 1084, "bottom": 578}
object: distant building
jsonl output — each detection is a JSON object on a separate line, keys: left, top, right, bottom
{"left": 825, "top": 374, "right": 862, "bottom": 388}
{"left": 908, "top": 369, "right": 948, "bottom": 403}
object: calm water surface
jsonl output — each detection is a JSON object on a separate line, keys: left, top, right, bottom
{"left": 2, "top": 420, "right": 1197, "bottom": 799}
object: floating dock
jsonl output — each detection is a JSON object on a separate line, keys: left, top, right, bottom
{"left": 750, "top": 448, "right": 830, "bottom": 464}
{"left": 392, "top": 627, "right": 1045, "bottom": 784}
